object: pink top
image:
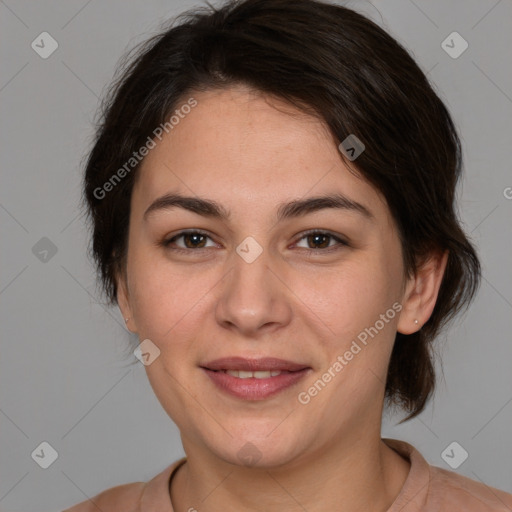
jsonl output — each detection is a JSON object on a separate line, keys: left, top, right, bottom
{"left": 63, "top": 438, "right": 512, "bottom": 511}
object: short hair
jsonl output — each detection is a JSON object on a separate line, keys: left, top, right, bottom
{"left": 82, "top": 0, "right": 481, "bottom": 421}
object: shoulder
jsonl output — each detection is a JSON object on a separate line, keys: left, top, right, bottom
{"left": 61, "top": 458, "right": 185, "bottom": 511}
{"left": 383, "top": 438, "right": 512, "bottom": 512}
{"left": 428, "top": 465, "right": 512, "bottom": 510}
{"left": 62, "top": 482, "right": 146, "bottom": 512}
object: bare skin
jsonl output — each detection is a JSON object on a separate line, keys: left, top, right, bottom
{"left": 117, "top": 85, "right": 448, "bottom": 512}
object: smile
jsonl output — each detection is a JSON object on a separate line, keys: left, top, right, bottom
{"left": 202, "top": 367, "right": 310, "bottom": 400}
{"left": 217, "top": 369, "right": 285, "bottom": 378}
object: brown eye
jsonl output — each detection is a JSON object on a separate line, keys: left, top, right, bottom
{"left": 295, "top": 230, "right": 348, "bottom": 252}
{"left": 180, "top": 232, "right": 208, "bottom": 248}
{"left": 306, "top": 233, "right": 330, "bottom": 249}
{"left": 163, "top": 230, "right": 216, "bottom": 251}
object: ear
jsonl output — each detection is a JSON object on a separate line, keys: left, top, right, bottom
{"left": 116, "top": 268, "right": 138, "bottom": 334}
{"left": 397, "top": 249, "right": 449, "bottom": 335}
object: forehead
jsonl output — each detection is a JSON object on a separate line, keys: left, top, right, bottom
{"left": 133, "top": 86, "right": 390, "bottom": 224}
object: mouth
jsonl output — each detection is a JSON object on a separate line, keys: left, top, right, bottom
{"left": 200, "top": 357, "right": 311, "bottom": 400}
{"left": 209, "top": 369, "right": 290, "bottom": 378}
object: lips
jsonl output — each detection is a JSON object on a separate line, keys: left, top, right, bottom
{"left": 201, "top": 356, "right": 309, "bottom": 372}
{"left": 201, "top": 357, "right": 311, "bottom": 400}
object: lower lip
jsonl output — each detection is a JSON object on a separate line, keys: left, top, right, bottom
{"left": 202, "top": 368, "right": 311, "bottom": 400}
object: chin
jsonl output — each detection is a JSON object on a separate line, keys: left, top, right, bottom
{"left": 203, "top": 428, "right": 308, "bottom": 470}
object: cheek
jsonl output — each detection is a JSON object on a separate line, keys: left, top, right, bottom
{"left": 300, "top": 264, "right": 400, "bottom": 407}
{"left": 296, "top": 260, "right": 396, "bottom": 342}
{"left": 127, "top": 252, "right": 196, "bottom": 337}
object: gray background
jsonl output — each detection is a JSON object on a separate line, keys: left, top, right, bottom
{"left": 1, "top": 0, "right": 511, "bottom": 510}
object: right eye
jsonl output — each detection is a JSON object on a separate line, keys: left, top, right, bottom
{"left": 162, "top": 230, "right": 219, "bottom": 252}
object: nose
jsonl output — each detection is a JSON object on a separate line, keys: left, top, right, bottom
{"left": 215, "top": 243, "right": 292, "bottom": 337}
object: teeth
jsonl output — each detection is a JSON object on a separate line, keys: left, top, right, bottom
{"left": 224, "top": 370, "right": 283, "bottom": 378}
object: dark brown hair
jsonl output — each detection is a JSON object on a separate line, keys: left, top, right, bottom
{"left": 82, "top": 0, "right": 481, "bottom": 421}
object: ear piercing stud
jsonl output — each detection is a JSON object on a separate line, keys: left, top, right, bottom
{"left": 414, "top": 319, "right": 419, "bottom": 325}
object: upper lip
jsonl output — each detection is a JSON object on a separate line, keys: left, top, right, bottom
{"left": 201, "top": 357, "right": 309, "bottom": 372}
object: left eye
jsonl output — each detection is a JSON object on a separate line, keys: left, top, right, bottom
{"left": 294, "top": 231, "right": 347, "bottom": 251}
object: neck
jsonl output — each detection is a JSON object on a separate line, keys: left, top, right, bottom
{"left": 170, "top": 432, "right": 410, "bottom": 512}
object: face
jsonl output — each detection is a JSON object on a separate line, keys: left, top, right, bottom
{"left": 118, "top": 85, "right": 426, "bottom": 467}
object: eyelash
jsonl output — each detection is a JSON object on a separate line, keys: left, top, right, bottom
{"left": 161, "top": 229, "right": 349, "bottom": 255}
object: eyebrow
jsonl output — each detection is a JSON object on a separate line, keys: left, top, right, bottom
{"left": 143, "top": 192, "right": 375, "bottom": 222}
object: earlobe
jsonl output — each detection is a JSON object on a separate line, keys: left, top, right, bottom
{"left": 116, "top": 272, "right": 137, "bottom": 333}
{"left": 397, "top": 249, "right": 449, "bottom": 335}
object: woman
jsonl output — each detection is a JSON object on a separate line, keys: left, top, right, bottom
{"left": 64, "top": 0, "right": 512, "bottom": 510}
